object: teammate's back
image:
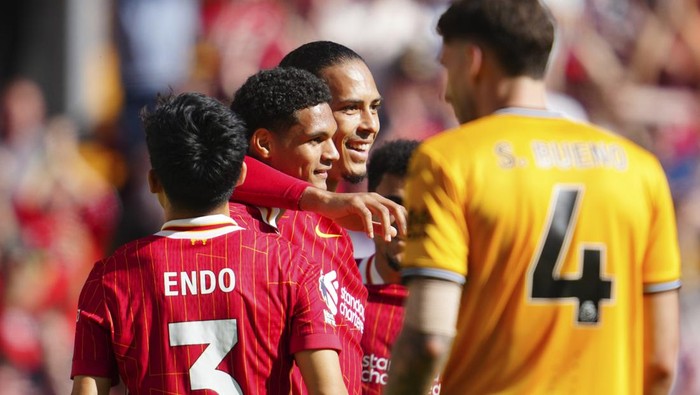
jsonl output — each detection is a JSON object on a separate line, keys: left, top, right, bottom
{"left": 73, "top": 218, "right": 335, "bottom": 394}
{"left": 71, "top": 92, "right": 347, "bottom": 395}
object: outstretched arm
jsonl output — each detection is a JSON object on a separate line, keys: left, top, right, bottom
{"left": 232, "top": 156, "right": 309, "bottom": 210}
{"left": 233, "top": 156, "right": 406, "bottom": 241}
{"left": 299, "top": 188, "right": 406, "bottom": 241}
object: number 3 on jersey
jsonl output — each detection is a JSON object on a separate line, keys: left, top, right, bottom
{"left": 169, "top": 319, "right": 243, "bottom": 394}
{"left": 527, "top": 185, "right": 613, "bottom": 324}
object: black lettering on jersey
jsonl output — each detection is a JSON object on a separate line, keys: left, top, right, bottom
{"left": 407, "top": 208, "right": 430, "bottom": 239}
{"left": 529, "top": 187, "right": 613, "bottom": 324}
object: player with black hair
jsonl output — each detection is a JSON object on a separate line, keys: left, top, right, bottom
{"left": 229, "top": 67, "right": 366, "bottom": 395}
{"left": 71, "top": 92, "right": 346, "bottom": 395}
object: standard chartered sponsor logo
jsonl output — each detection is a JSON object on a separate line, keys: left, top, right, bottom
{"left": 362, "top": 354, "right": 440, "bottom": 393}
{"left": 362, "top": 353, "right": 391, "bottom": 385}
{"left": 319, "top": 270, "right": 364, "bottom": 332}
{"left": 340, "top": 287, "right": 364, "bottom": 332}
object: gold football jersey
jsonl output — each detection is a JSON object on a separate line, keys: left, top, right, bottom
{"left": 403, "top": 109, "right": 681, "bottom": 395}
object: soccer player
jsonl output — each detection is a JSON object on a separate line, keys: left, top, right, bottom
{"left": 385, "top": 1, "right": 681, "bottom": 395}
{"left": 279, "top": 40, "right": 382, "bottom": 192}
{"left": 70, "top": 92, "right": 347, "bottom": 395}
{"left": 229, "top": 41, "right": 400, "bottom": 243}
{"left": 356, "top": 139, "right": 442, "bottom": 395}
{"left": 229, "top": 66, "right": 368, "bottom": 395}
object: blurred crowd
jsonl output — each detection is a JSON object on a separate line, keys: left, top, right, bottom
{"left": 0, "top": 0, "right": 699, "bottom": 393}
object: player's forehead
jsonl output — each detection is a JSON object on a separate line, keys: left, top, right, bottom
{"left": 286, "top": 103, "right": 336, "bottom": 138}
{"left": 321, "top": 60, "right": 381, "bottom": 103}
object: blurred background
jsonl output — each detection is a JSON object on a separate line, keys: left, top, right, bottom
{"left": 0, "top": 0, "right": 698, "bottom": 393}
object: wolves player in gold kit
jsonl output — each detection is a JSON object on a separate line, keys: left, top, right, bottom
{"left": 386, "top": 1, "right": 681, "bottom": 394}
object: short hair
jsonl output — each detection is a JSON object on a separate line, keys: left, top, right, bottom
{"left": 437, "top": 0, "right": 555, "bottom": 78}
{"left": 230, "top": 67, "right": 332, "bottom": 139}
{"left": 279, "top": 41, "right": 366, "bottom": 78}
{"left": 141, "top": 92, "right": 247, "bottom": 212}
{"left": 367, "top": 139, "right": 421, "bottom": 192}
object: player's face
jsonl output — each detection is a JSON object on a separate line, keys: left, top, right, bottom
{"left": 440, "top": 40, "right": 478, "bottom": 124}
{"left": 267, "top": 103, "right": 339, "bottom": 190}
{"left": 373, "top": 173, "right": 405, "bottom": 268}
{"left": 321, "top": 60, "right": 382, "bottom": 185}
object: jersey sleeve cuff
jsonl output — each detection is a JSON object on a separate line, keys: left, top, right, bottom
{"left": 71, "top": 363, "right": 119, "bottom": 386}
{"left": 401, "top": 268, "right": 466, "bottom": 285}
{"left": 289, "top": 333, "right": 342, "bottom": 355}
{"left": 643, "top": 279, "right": 681, "bottom": 294}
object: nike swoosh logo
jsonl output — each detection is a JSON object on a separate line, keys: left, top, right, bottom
{"left": 315, "top": 224, "right": 342, "bottom": 239}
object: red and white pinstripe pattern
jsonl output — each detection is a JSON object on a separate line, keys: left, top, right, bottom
{"left": 360, "top": 282, "right": 408, "bottom": 395}
{"left": 71, "top": 214, "right": 339, "bottom": 394}
{"left": 278, "top": 211, "right": 367, "bottom": 395}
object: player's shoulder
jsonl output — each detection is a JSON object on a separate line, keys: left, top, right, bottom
{"left": 285, "top": 210, "right": 348, "bottom": 237}
{"left": 571, "top": 120, "right": 664, "bottom": 167}
{"left": 109, "top": 234, "right": 161, "bottom": 260}
{"left": 250, "top": 227, "right": 318, "bottom": 267}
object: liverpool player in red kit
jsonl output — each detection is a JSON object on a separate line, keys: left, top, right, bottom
{"left": 229, "top": 67, "right": 368, "bottom": 395}
{"left": 356, "top": 140, "right": 440, "bottom": 395}
{"left": 70, "top": 92, "right": 347, "bottom": 395}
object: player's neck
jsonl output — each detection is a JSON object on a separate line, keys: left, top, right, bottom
{"left": 163, "top": 202, "right": 231, "bottom": 222}
{"left": 373, "top": 253, "right": 401, "bottom": 284}
{"left": 494, "top": 76, "right": 548, "bottom": 112}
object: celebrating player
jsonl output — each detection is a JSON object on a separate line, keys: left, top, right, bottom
{"left": 229, "top": 67, "right": 367, "bottom": 394}
{"left": 70, "top": 92, "right": 346, "bottom": 395}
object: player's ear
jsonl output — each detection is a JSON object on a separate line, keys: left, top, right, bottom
{"left": 235, "top": 161, "right": 247, "bottom": 187}
{"left": 147, "top": 169, "right": 162, "bottom": 193}
{"left": 467, "top": 43, "right": 484, "bottom": 78}
{"left": 249, "top": 128, "right": 274, "bottom": 160}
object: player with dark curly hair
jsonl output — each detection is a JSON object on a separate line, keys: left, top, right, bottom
{"left": 70, "top": 92, "right": 346, "bottom": 395}
{"left": 229, "top": 66, "right": 367, "bottom": 395}
{"left": 229, "top": 41, "right": 403, "bottom": 244}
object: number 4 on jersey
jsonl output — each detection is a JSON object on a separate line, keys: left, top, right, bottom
{"left": 527, "top": 185, "right": 613, "bottom": 324}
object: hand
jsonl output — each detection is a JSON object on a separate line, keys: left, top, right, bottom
{"left": 299, "top": 188, "right": 407, "bottom": 241}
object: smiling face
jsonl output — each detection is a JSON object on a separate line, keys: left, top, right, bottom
{"left": 264, "top": 103, "right": 339, "bottom": 190}
{"left": 320, "top": 59, "right": 382, "bottom": 188}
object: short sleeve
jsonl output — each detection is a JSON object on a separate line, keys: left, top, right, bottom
{"left": 642, "top": 160, "right": 682, "bottom": 293}
{"left": 70, "top": 263, "right": 120, "bottom": 385}
{"left": 288, "top": 254, "right": 342, "bottom": 355}
{"left": 402, "top": 145, "right": 468, "bottom": 284}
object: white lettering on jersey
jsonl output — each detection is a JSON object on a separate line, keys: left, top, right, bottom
{"left": 319, "top": 270, "right": 365, "bottom": 332}
{"left": 362, "top": 353, "right": 440, "bottom": 393}
{"left": 164, "top": 268, "right": 236, "bottom": 296}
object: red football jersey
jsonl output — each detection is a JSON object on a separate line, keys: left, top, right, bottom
{"left": 71, "top": 214, "right": 339, "bottom": 394}
{"left": 273, "top": 209, "right": 367, "bottom": 395}
{"left": 228, "top": 201, "right": 368, "bottom": 394}
{"left": 358, "top": 256, "right": 441, "bottom": 395}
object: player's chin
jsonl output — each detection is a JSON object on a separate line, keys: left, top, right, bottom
{"left": 309, "top": 176, "right": 328, "bottom": 190}
{"left": 342, "top": 167, "right": 367, "bottom": 184}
